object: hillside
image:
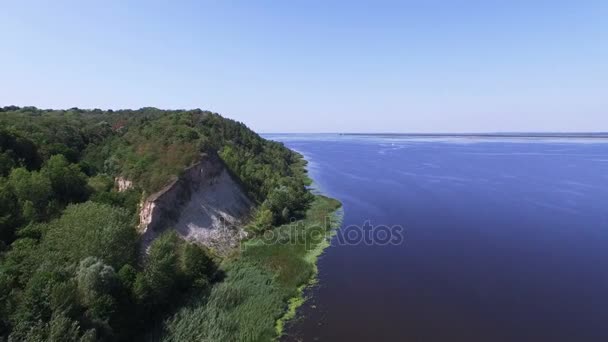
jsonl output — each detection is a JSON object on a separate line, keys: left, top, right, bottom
{"left": 138, "top": 152, "right": 253, "bottom": 255}
{"left": 0, "top": 106, "right": 323, "bottom": 341}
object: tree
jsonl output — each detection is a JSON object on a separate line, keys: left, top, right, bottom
{"left": 137, "top": 232, "right": 181, "bottom": 306}
{"left": 42, "top": 202, "right": 137, "bottom": 269}
{"left": 0, "top": 179, "right": 21, "bottom": 243}
{"left": 180, "top": 243, "right": 213, "bottom": 288}
{"left": 251, "top": 207, "right": 274, "bottom": 232}
{"left": 76, "top": 257, "right": 117, "bottom": 307}
{"left": 0, "top": 152, "right": 15, "bottom": 177}
{"left": 8, "top": 168, "right": 52, "bottom": 221}
{"left": 76, "top": 257, "right": 118, "bottom": 325}
{"left": 42, "top": 155, "right": 90, "bottom": 204}
{"left": 48, "top": 312, "right": 83, "bottom": 342}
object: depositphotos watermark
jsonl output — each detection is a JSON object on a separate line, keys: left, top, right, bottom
{"left": 254, "top": 218, "right": 405, "bottom": 250}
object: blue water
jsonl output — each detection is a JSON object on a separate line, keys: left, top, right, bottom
{"left": 265, "top": 134, "right": 608, "bottom": 342}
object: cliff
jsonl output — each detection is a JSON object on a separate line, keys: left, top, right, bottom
{"left": 138, "top": 153, "right": 252, "bottom": 254}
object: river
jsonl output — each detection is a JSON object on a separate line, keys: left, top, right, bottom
{"left": 265, "top": 134, "right": 608, "bottom": 342}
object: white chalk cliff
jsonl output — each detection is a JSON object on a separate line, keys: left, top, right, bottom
{"left": 138, "top": 153, "right": 252, "bottom": 254}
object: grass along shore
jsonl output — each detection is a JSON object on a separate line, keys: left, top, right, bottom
{"left": 162, "top": 195, "right": 342, "bottom": 341}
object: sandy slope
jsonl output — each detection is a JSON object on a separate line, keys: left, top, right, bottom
{"left": 173, "top": 169, "right": 251, "bottom": 253}
{"left": 138, "top": 155, "right": 252, "bottom": 255}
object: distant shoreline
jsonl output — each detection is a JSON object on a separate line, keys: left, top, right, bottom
{"left": 339, "top": 132, "right": 608, "bottom": 138}
{"left": 265, "top": 132, "right": 608, "bottom": 139}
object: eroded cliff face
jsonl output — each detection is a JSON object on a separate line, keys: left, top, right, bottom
{"left": 139, "top": 153, "right": 252, "bottom": 254}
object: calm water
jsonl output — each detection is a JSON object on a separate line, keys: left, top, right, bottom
{"left": 265, "top": 134, "right": 608, "bottom": 342}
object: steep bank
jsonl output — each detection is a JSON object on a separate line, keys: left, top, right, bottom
{"left": 0, "top": 107, "right": 315, "bottom": 341}
{"left": 163, "top": 195, "right": 342, "bottom": 341}
{"left": 139, "top": 153, "right": 252, "bottom": 254}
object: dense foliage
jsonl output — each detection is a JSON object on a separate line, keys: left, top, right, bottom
{"left": 0, "top": 106, "right": 314, "bottom": 341}
{"left": 163, "top": 196, "right": 342, "bottom": 341}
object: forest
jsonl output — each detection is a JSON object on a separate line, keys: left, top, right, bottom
{"left": 0, "top": 106, "right": 317, "bottom": 341}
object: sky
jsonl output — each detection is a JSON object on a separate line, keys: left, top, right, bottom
{"left": 1, "top": 1, "right": 607, "bottom": 133}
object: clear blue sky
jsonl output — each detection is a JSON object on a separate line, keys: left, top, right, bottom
{"left": 1, "top": 1, "right": 607, "bottom": 133}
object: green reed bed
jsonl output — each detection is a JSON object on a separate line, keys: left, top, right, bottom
{"left": 163, "top": 195, "right": 342, "bottom": 341}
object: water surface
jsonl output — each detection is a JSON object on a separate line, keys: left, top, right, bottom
{"left": 265, "top": 134, "right": 608, "bottom": 342}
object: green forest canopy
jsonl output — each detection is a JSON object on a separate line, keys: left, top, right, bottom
{"left": 0, "top": 106, "right": 314, "bottom": 341}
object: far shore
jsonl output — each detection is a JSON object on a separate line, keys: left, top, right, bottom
{"left": 339, "top": 132, "right": 608, "bottom": 139}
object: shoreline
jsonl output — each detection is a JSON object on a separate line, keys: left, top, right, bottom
{"left": 162, "top": 195, "right": 343, "bottom": 341}
{"left": 160, "top": 146, "right": 343, "bottom": 341}
{"left": 275, "top": 204, "right": 344, "bottom": 337}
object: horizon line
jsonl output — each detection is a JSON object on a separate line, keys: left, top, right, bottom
{"left": 261, "top": 132, "right": 608, "bottom": 135}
